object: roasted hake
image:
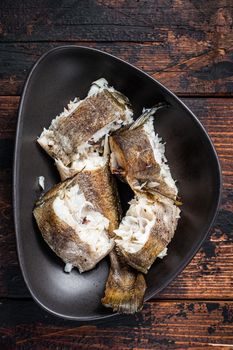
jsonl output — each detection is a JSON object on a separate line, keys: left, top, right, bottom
{"left": 110, "top": 108, "right": 178, "bottom": 201}
{"left": 73, "top": 161, "right": 147, "bottom": 314}
{"left": 33, "top": 168, "right": 114, "bottom": 273}
{"left": 114, "top": 194, "right": 180, "bottom": 274}
{"left": 38, "top": 78, "right": 133, "bottom": 180}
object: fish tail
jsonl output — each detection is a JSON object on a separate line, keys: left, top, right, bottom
{"left": 101, "top": 251, "right": 147, "bottom": 314}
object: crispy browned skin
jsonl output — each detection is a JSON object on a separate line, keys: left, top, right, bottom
{"left": 109, "top": 124, "right": 177, "bottom": 201}
{"left": 115, "top": 196, "right": 180, "bottom": 274}
{"left": 101, "top": 251, "right": 146, "bottom": 313}
{"left": 75, "top": 163, "right": 147, "bottom": 313}
{"left": 33, "top": 174, "right": 114, "bottom": 273}
{"left": 39, "top": 90, "right": 131, "bottom": 166}
{"left": 74, "top": 162, "right": 120, "bottom": 234}
{"left": 117, "top": 227, "right": 169, "bottom": 275}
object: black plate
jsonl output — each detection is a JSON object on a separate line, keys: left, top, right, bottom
{"left": 14, "top": 46, "right": 221, "bottom": 320}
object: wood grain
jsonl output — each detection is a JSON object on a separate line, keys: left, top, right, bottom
{"left": 0, "top": 300, "right": 233, "bottom": 349}
{"left": 1, "top": 0, "right": 233, "bottom": 96}
{"left": 0, "top": 0, "right": 232, "bottom": 346}
{"left": 1, "top": 39, "right": 233, "bottom": 96}
{"left": 1, "top": 0, "right": 232, "bottom": 42}
{"left": 0, "top": 96, "right": 232, "bottom": 300}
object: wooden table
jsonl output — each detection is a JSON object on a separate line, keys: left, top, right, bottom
{"left": 1, "top": 1, "right": 233, "bottom": 349}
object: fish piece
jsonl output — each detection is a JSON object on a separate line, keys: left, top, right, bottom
{"left": 33, "top": 168, "right": 114, "bottom": 273}
{"left": 114, "top": 194, "right": 180, "bottom": 274}
{"left": 101, "top": 251, "right": 146, "bottom": 314}
{"left": 34, "top": 157, "right": 146, "bottom": 312}
{"left": 72, "top": 159, "right": 121, "bottom": 235}
{"left": 109, "top": 110, "right": 178, "bottom": 201}
{"left": 75, "top": 161, "right": 147, "bottom": 313}
{"left": 38, "top": 78, "right": 133, "bottom": 180}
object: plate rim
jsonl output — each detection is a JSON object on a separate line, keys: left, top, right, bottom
{"left": 13, "top": 45, "right": 222, "bottom": 321}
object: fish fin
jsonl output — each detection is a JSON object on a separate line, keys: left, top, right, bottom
{"left": 129, "top": 102, "right": 169, "bottom": 130}
{"left": 101, "top": 252, "right": 147, "bottom": 314}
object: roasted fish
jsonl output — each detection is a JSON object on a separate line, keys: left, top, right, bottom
{"left": 109, "top": 108, "right": 178, "bottom": 201}
{"left": 36, "top": 78, "right": 146, "bottom": 313}
{"left": 101, "top": 251, "right": 146, "bottom": 313}
{"left": 34, "top": 155, "right": 146, "bottom": 312}
{"left": 33, "top": 168, "right": 114, "bottom": 273}
{"left": 71, "top": 159, "right": 121, "bottom": 234}
{"left": 38, "top": 78, "right": 133, "bottom": 180}
{"left": 114, "top": 194, "right": 180, "bottom": 274}
{"left": 73, "top": 160, "right": 147, "bottom": 313}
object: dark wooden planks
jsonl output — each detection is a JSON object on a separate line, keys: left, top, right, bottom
{"left": 0, "top": 96, "right": 19, "bottom": 137}
{"left": 0, "top": 300, "right": 233, "bottom": 349}
{"left": 1, "top": 0, "right": 232, "bottom": 96}
{"left": 1, "top": 40, "right": 233, "bottom": 96}
{"left": 0, "top": 96, "right": 232, "bottom": 300}
{"left": 0, "top": 0, "right": 232, "bottom": 346}
{"left": 0, "top": 0, "right": 232, "bottom": 42}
